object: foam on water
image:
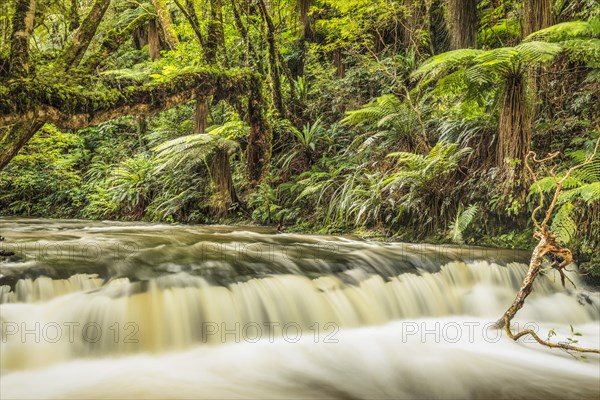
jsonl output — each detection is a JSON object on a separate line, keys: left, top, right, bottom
{"left": 1, "top": 318, "right": 598, "bottom": 400}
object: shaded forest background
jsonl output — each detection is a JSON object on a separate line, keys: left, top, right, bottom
{"left": 0, "top": 0, "right": 599, "bottom": 277}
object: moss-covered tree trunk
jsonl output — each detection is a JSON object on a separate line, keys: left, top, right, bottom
{"left": 9, "top": 0, "right": 37, "bottom": 77}
{"left": 258, "top": 0, "right": 285, "bottom": 117}
{"left": 498, "top": 72, "right": 531, "bottom": 196}
{"left": 523, "top": 0, "right": 553, "bottom": 38}
{"left": 246, "top": 76, "right": 272, "bottom": 186}
{"left": 82, "top": 12, "right": 153, "bottom": 70}
{"left": 299, "top": 0, "right": 312, "bottom": 41}
{"left": 206, "top": 0, "right": 226, "bottom": 65}
{"left": 62, "top": 0, "right": 111, "bottom": 70}
{"left": 0, "top": 121, "right": 45, "bottom": 170}
{"left": 68, "top": 0, "right": 80, "bottom": 31}
{"left": 447, "top": 0, "right": 478, "bottom": 49}
{"left": 151, "top": 0, "right": 179, "bottom": 50}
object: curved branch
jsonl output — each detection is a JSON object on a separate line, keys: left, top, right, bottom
{"left": 504, "top": 317, "right": 599, "bottom": 354}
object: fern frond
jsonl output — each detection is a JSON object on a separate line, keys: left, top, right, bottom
{"left": 448, "top": 204, "right": 479, "bottom": 244}
{"left": 551, "top": 203, "right": 577, "bottom": 245}
{"left": 412, "top": 49, "right": 483, "bottom": 80}
{"left": 525, "top": 20, "right": 600, "bottom": 42}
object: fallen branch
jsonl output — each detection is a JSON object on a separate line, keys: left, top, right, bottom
{"left": 503, "top": 315, "right": 600, "bottom": 354}
{"left": 496, "top": 131, "right": 600, "bottom": 354}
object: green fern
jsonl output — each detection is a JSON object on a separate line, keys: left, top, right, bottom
{"left": 551, "top": 203, "right": 578, "bottom": 245}
{"left": 448, "top": 204, "right": 479, "bottom": 244}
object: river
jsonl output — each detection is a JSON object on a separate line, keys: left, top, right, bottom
{"left": 0, "top": 218, "right": 598, "bottom": 399}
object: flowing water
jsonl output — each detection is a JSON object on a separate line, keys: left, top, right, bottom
{"left": 0, "top": 217, "right": 598, "bottom": 399}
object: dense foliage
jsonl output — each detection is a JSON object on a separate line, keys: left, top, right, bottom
{"left": 0, "top": 0, "right": 599, "bottom": 278}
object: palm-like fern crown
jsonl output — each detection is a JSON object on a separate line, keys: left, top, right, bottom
{"left": 413, "top": 42, "right": 562, "bottom": 86}
{"left": 153, "top": 122, "right": 246, "bottom": 171}
{"left": 413, "top": 19, "right": 600, "bottom": 87}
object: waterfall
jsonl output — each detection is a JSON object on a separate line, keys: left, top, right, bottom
{"left": 1, "top": 261, "right": 597, "bottom": 371}
{"left": 1, "top": 218, "right": 598, "bottom": 399}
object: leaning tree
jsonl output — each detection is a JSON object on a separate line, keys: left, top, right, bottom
{"left": 0, "top": 0, "right": 272, "bottom": 186}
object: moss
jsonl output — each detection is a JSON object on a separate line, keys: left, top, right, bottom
{"left": 0, "top": 68, "right": 259, "bottom": 123}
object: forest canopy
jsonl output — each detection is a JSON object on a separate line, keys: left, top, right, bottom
{"left": 0, "top": 1, "right": 599, "bottom": 277}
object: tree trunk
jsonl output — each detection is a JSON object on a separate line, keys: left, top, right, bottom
{"left": 258, "top": 0, "right": 285, "bottom": 117}
{"left": 62, "top": 0, "right": 111, "bottom": 70}
{"left": 0, "top": 121, "right": 45, "bottom": 170}
{"left": 194, "top": 96, "right": 209, "bottom": 134}
{"left": 299, "top": 0, "right": 312, "bottom": 41}
{"left": 230, "top": 0, "right": 261, "bottom": 70}
{"left": 246, "top": 76, "right": 272, "bottom": 186}
{"left": 148, "top": 19, "right": 161, "bottom": 60}
{"left": 206, "top": 0, "right": 226, "bottom": 65}
{"left": 523, "top": 0, "right": 553, "bottom": 116}
{"left": 447, "top": 0, "right": 478, "bottom": 49}
{"left": 69, "top": 0, "right": 80, "bottom": 31}
{"left": 133, "top": 25, "right": 148, "bottom": 50}
{"left": 523, "top": 0, "right": 553, "bottom": 38}
{"left": 173, "top": 0, "right": 204, "bottom": 47}
{"left": 210, "top": 147, "right": 238, "bottom": 217}
{"left": 0, "top": 71, "right": 250, "bottom": 169}
{"left": 83, "top": 12, "right": 153, "bottom": 70}
{"left": 430, "top": 0, "right": 449, "bottom": 54}
{"left": 294, "top": 0, "right": 312, "bottom": 77}
{"left": 333, "top": 47, "right": 345, "bottom": 77}
{"left": 9, "top": 0, "right": 37, "bottom": 78}
{"left": 151, "top": 0, "right": 179, "bottom": 50}
{"left": 498, "top": 72, "right": 531, "bottom": 195}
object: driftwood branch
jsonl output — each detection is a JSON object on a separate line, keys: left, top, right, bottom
{"left": 503, "top": 316, "right": 600, "bottom": 354}
{"left": 497, "top": 130, "right": 600, "bottom": 354}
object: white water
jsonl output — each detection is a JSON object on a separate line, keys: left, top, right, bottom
{"left": 2, "top": 318, "right": 599, "bottom": 399}
{"left": 1, "top": 219, "right": 599, "bottom": 399}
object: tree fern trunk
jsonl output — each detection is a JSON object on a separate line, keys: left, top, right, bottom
{"left": 194, "top": 96, "right": 209, "bottom": 134}
{"left": 148, "top": 19, "right": 161, "bottom": 60}
{"left": 498, "top": 72, "right": 531, "bottom": 196}
{"left": 447, "top": 0, "right": 478, "bottom": 49}
{"left": 211, "top": 147, "right": 237, "bottom": 217}
{"left": 523, "top": 0, "right": 553, "bottom": 38}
